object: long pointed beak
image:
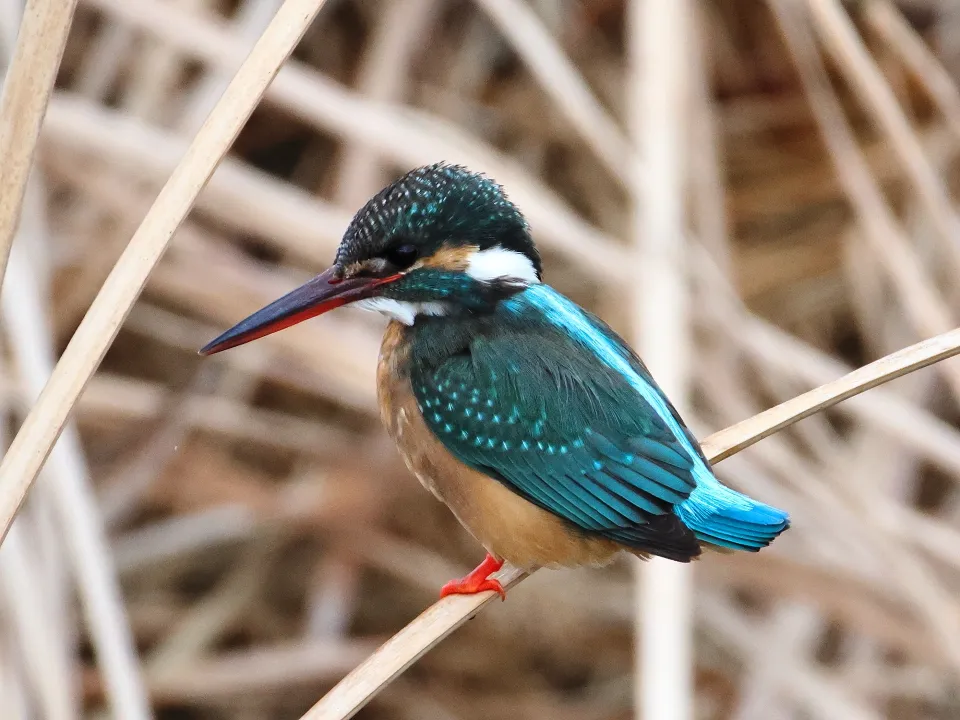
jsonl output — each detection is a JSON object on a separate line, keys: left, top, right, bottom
{"left": 199, "top": 266, "right": 397, "bottom": 355}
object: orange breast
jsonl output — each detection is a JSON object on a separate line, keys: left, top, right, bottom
{"left": 377, "top": 321, "right": 625, "bottom": 570}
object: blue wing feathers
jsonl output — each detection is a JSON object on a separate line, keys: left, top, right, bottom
{"left": 613, "top": 456, "right": 691, "bottom": 497}
{"left": 499, "top": 453, "right": 609, "bottom": 528}
{"left": 571, "top": 468, "right": 652, "bottom": 524}
{"left": 590, "top": 469, "right": 670, "bottom": 516}
{"left": 606, "top": 465, "right": 688, "bottom": 505}
{"left": 584, "top": 429, "right": 691, "bottom": 505}
{"left": 508, "top": 450, "right": 621, "bottom": 529}
{"left": 582, "top": 430, "right": 633, "bottom": 465}
{"left": 513, "top": 285, "right": 790, "bottom": 553}
{"left": 512, "top": 465, "right": 604, "bottom": 528}
{"left": 625, "top": 436, "right": 693, "bottom": 469}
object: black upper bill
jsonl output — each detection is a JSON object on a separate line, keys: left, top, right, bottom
{"left": 199, "top": 267, "right": 387, "bottom": 355}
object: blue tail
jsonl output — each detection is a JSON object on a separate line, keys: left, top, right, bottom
{"left": 674, "top": 468, "right": 789, "bottom": 551}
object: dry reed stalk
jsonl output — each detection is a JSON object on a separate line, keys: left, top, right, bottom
{"left": 98, "top": 369, "right": 211, "bottom": 526}
{"left": 866, "top": 0, "right": 960, "bottom": 141}
{"left": 0, "top": 0, "right": 329, "bottom": 544}
{"left": 769, "top": 0, "right": 960, "bottom": 399}
{"left": 722, "top": 303, "right": 960, "bottom": 479}
{"left": 69, "top": 373, "right": 356, "bottom": 456}
{"left": 335, "top": 0, "right": 438, "bottom": 209}
{"left": 0, "top": 631, "right": 30, "bottom": 719}
{"left": 840, "top": 227, "right": 940, "bottom": 567}
{"left": 689, "top": 6, "right": 731, "bottom": 275}
{"left": 0, "top": 0, "right": 78, "bottom": 291}
{"left": 142, "top": 638, "right": 379, "bottom": 702}
{"left": 179, "top": 0, "right": 286, "bottom": 135}
{"left": 0, "top": 84, "right": 75, "bottom": 719}
{"left": 691, "top": 250, "right": 960, "bottom": 479}
{"left": 121, "top": 0, "right": 205, "bottom": 122}
{"left": 4, "top": 235, "right": 152, "bottom": 718}
{"left": 698, "top": 373, "right": 960, "bottom": 682}
{"left": 0, "top": 7, "right": 140, "bottom": 715}
{"left": 307, "top": 553, "right": 361, "bottom": 640}
{"left": 303, "top": 323, "right": 960, "bottom": 719}
{"left": 73, "top": 13, "right": 133, "bottom": 101}
{"left": 299, "top": 566, "right": 528, "bottom": 720}
{"left": 805, "top": 0, "right": 960, "bottom": 271}
{"left": 0, "top": 523, "right": 73, "bottom": 720}
{"left": 631, "top": 1, "right": 693, "bottom": 719}
{"left": 473, "top": 0, "right": 634, "bottom": 185}
{"left": 728, "top": 603, "right": 822, "bottom": 720}
{"left": 701, "top": 592, "right": 881, "bottom": 720}
{"left": 145, "top": 542, "right": 277, "bottom": 673}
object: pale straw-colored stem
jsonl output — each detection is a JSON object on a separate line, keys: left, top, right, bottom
{"left": 0, "top": 627, "right": 31, "bottom": 719}
{"left": 473, "top": 0, "right": 635, "bottom": 185}
{"left": 300, "top": 566, "right": 528, "bottom": 720}
{"left": 805, "top": 0, "right": 960, "bottom": 271}
{"left": 0, "top": 0, "right": 329, "bottom": 543}
{"left": 865, "top": 0, "right": 960, "bottom": 143}
{"left": 0, "top": 519, "right": 73, "bottom": 719}
{"left": 768, "top": 0, "right": 960, "bottom": 401}
{"left": 0, "top": 0, "right": 78, "bottom": 294}
{"left": 178, "top": 0, "right": 285, "bottom": 134}
{"left": 335, "top": 0, "right": 438, "bottom": 209}
{"left": 301, "top": 322, "right": 960, "bottom": 720}
{"left": 630, "top": 0, "right": 693, "bottom": 719}
{"left": 3, "top": 237, "right": 152, "bottom": 719}
{"left": 702, "top": 328, "right": 960, "bottom": 463}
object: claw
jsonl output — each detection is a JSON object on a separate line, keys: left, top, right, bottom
{"left": 440, "top": 576, "right": 506, "bottom": 601}
{"left": 439, "top": 553, "right": 506, "bottom": 601}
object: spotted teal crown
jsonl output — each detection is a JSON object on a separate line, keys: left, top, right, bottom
{"left": 335, "top": 163, "right": 542, "bottom": 279}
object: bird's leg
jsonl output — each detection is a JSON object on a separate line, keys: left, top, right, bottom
{"left": 440, "top": 553, "right": 506, "bottom": 600}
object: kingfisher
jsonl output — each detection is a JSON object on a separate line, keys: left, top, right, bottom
{"left": 200, "top": 164, "right": 789, "bottom": 600}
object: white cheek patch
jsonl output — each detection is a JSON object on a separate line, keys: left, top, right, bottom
{"left": 466, "top": 246, "right": 540, "bottom": 284}
{"left": 354, "top": 297, "right": 447, "bottom": 325}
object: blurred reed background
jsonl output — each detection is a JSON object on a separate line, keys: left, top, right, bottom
{"left": 2, "top": 0, "right": 960, "bottom": 718}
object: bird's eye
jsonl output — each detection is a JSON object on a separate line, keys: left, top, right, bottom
{"left": 385, "top": 243, "right": 418, "bottom": 269}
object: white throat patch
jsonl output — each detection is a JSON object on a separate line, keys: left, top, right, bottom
{"left": 353, "top": 297, "right": 446, "bottom": 325}
{"left": 466, "top": 246, "right": 540, "bottom": 284}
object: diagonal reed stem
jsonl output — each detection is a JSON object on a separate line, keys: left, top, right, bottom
{"left": 0, "top": 0, "right": 79, "bottom": 296}
{"left": 0, "top": 0, "right": 329, "bottom": 544}
{"left": 303, "top": 322, "right": 960, "bottom": 720}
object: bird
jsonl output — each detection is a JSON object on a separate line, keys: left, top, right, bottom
{"left": 200, "top": 163, "right": 790, "bottom": 600}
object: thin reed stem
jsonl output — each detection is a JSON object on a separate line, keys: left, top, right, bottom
{"left": 631, "top": 1, "right": 694, "bottom": 719}
{"left": 0, "top": 0, "right": 78, "bottom": 293}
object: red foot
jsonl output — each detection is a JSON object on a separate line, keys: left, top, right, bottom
{"left": 440, "top": 553, "right": 506, "bottom": 601}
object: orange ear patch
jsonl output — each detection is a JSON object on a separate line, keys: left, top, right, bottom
{"left": 417, "top": 244, "right": 478, "bottom": 271}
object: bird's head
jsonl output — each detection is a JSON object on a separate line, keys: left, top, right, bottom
{"left": 200, "top": 164, "right": 542, "bottom": 355}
